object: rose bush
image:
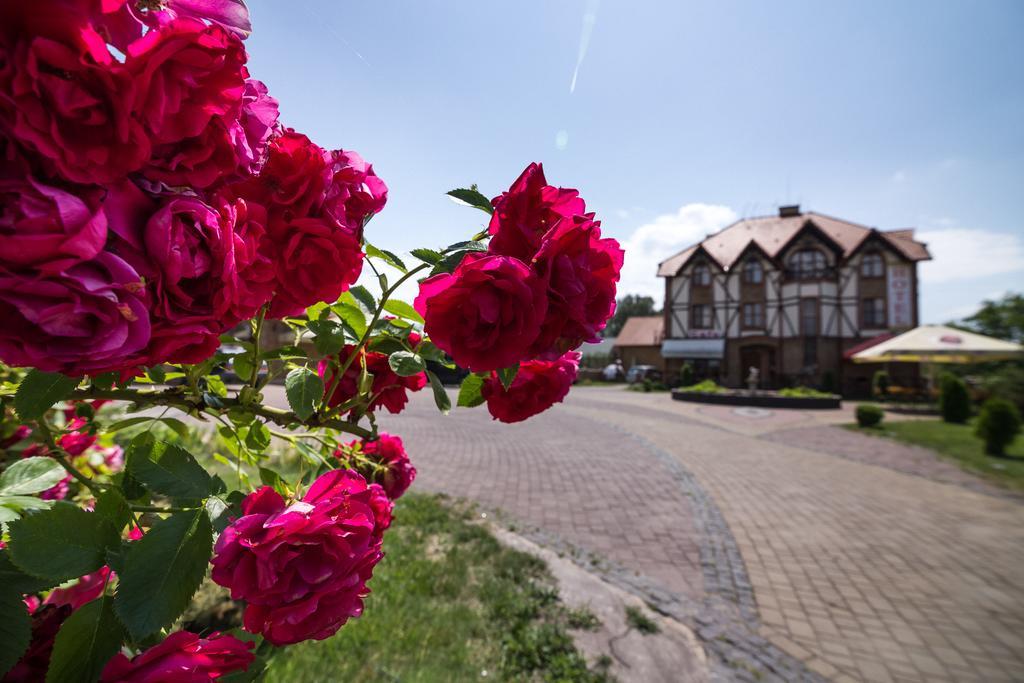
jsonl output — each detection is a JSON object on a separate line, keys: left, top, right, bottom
{"left": 0, "top": 1, "right": 621, "bottom": 680}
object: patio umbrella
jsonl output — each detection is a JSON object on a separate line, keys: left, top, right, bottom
{"left": 851, "top": 324, "right": 1024, "bottom": 364}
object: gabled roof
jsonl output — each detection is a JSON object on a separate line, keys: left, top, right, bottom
{"left": 614, "top": 316, "right": 664, "bottom": 347}
{"left": 657, "top": 210, "right": 931, "bottom": 277}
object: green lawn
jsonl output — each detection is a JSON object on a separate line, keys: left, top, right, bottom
{"left": 266, "top": 493, "right": 612, "bottom": 683}
{"left": 849, "top": 418, "right": 1024, "bottom": 490}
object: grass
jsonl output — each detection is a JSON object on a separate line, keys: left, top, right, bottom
{"left": 849, "top": 418, "right": 1024, "bottom": 490}
{"left": 266, "top": 493, "right": 613, "bottom": 683}
{"left": 777, "top": 386, "right": 833, "bottom": 398}
{"left": 678, "top": 379, "right": 724, "bottom": 394}
{"left": 624, "top": 606, "right": 659, "bottom": 635}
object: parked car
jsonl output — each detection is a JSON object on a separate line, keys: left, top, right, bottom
{"left": 626, "top": 365, "right": 662, "bottom": 384}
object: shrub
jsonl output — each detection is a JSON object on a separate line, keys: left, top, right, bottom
{"left": 681, "top": 379, "right": 724, "bottom": 394}
{"left": 679, "top": 362, "right": 695, "bottom": 387}
{"left": 856, "top": 404, "right": 884, "bottom": 428}
{"left": 939, "top": 373, "right": 971, "bottom": 423}
{"left": 872, "top": 370, "right": 890, "bottom": 399}
{"left": 821, "top": 370, "right": 837, "bottom": 395}
{"left": 975, "top": 398, "right": 1022, "bottom": 456}
{"left": 982, "top": 364, "right": 1024, "bottom": 415}
{"left": 779, "top": 386, "right": 831, "bottom": 398}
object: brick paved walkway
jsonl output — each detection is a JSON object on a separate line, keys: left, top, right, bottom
{"left": 269, "top": 385, "right": 1024, "bottom": 682}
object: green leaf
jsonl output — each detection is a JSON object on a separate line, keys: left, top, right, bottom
{"left": 127, "top": 436, "right": 213, "bottom": 501}
{"left": 305, "top": 301, "right": 329, "bottom": 320}
{"left": 0, "top": 589, "right": 31, "bottom": 679}
{"left": 0, "top": 495, "right": 54, "bottom": 517}
{"left": 307, "top": 320, "right": 346, "bottom": 356}
{"left": 447, "top": 187, "right": 494, "bottom": 214}
{"left": 410, "top": 248, "right": 443, "bottom": 265}
{"left": 0, "top": 551, "right": 56, "bottom": 594}
{"left": 285, "top": 367, "right": 323, "bottom": 421}
{"left": 232, "top": 355, "right": 255, "bottom": 382}
{"left": 348, "top": 285, "right": 377, "bottom": 312}
{"left": 114, "top": 509, "right": 212, "bottom": 640}
{"left": 260, "top": 345, "right": 307, "bottom": 361}
{"left": 365, "top": 243, "right": 407, "bottom": 272}
{"left": 8, "top": 502, "right": 119, "bottom": 581}
{"left": 46, "top": 596, "right": 125, "bottom": 683}
{"left": 457, "top": 373, "right": 487, "bottom": 408}
{"left": 382, "top": 299, "right": 424, "bottom": 324}
{"left": 497, "top": 365, "right": 519, "bottom": 391}
{"left": 244, "top": 422, "right": 271, "bottom": 453}
{"left": 0, "top": 457, "right": 66, "bottom": 496}
{"left": 443, "top": 240, "right": 489, "bottom": 253}
{"left": 426, "top": 370, "right": 451, "bottom": 415}
{"left": 94, "top": 489, "right": 130, "bottom": 532}
{"left": 105, "top": 416, "right": 190, "bottom": 439}
{"left": 332, "top": 302, "right": 368, "bottom": 340}
{"left": 13, "top": 370, "right": 79, "bottom": 420}
{"left": 388, "top": 351, "right": 426, "bottom": 377}
{"left": 146, "top": 365, "right": 166, "bottom": 384}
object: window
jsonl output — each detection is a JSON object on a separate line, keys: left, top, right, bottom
{"left": 863, "top": 298, "right": 886, "bottom": 327}
{"left": 692, "top": 263, "right": 711, "bottom": 287}
{"left": 800, "top": 298, "right": 818, "bottom": 336}
{"left": 788, "top": 249, "right": 827, "bottom": 280}
{"left": 861, "top": 252, "right": 884, "bottom": 278}
{"left": 742, "top": 302, "right": 764, "bottom": 328}
{"left": 691, "top": 304, "right": 712, "bottom": 329}
{"left": 743, "top": 259, "right": 763, "bottom": 284}
{"left": 803, "top": 337, "right": 818, "bottom": 367}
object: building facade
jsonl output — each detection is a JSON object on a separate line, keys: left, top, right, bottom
{"left": 657, "top": 206, "right": 931, "bottom": 393}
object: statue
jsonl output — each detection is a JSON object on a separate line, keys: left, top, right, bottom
{"left": 747, "top": 366, "right": 760, "bottom": 393}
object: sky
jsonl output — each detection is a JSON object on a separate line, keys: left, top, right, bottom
{"left": 245, "top": 0, "right": 1024, "bottom": 323}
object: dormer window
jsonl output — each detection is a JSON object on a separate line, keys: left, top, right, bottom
{"left": 693, "top": 263, "right": 711, "bottom": 287}
{"left": 742, "top": 259, "right": 763, "bottom": 284}
{"left": 861, "top": 252, "right": 885, "bottom": 278}
{"left": 788, "top": 249, "right": 827, "bottom": 281}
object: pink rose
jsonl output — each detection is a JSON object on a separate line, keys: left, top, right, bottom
{"left": 43, "top": 566, "right": 111, "bottom": 610}
{"left": 487, "top": 163, "right": 587, "bottom": 262}
{"left": 57, "top": 429, "right": 97, "bottom": 456}
{"left": 224, "top": 130, "right": 330, "bottom": 221}
{"left": 0, "top": 6, "right": 151, "bottom": 183}
{"left": 0, "top": 424, "right": 31, "bottom": 448}
{"left": 101, "top": 631, "right": 255, "bottom": 682}
{"left": 127, "top": 17, "right": 247, "bottom": 145}
{"left": 266, "top": 216, "right": 363, "bottom": 318}
{"left": 0, "top": 251, "right": 150, "bottom": 375}
{"left": 131, "top": 0, "right": 253, "bottom": 40}
{"left": 0, "top": 174, "right": 107, "bottom": 274}
{"left": 481, "top": 351, "right": 580, "bottom": 423}
{"left": 319, "top": 347, "right": 427, "bottom": 416}
{"left": 322, "top": 149, "right": 388, "bottom": 232}
{"left": 530, "top": 216, "right": 623, "bottom": 356}
{"left": 337, "top": 433, "right": 416, "bottom": 500}
{"left": 108, "top": 190, "right": 274, "bottom": 365}
{"left": 230, "top": 79, "right": 279, "bottom": 174}
{"left": 210, "top": 470, "right": 392, "bottom": 645}
{"left": 414, "top": 253, "right": 547, "bottom": 372}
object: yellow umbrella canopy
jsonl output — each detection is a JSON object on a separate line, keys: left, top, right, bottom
{"left": 851, "top": 325, "right": 1024, "bottom": 364}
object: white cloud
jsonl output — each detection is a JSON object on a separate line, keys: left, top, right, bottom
{"left": 918, "top": 228, "right": 1024, "bottom": 284}
{"left": 616, "top": 203, "right": 737, "bottom": 302}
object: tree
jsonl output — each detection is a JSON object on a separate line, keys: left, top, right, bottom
{"left": 961, "top": 293, "right": 1024, "bottom": 343}
{"left": 604, "top": 294, "right": 660, "bottom": 337}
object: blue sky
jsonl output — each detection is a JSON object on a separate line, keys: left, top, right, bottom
{"left": 245, "top": 0, "right": 1023, "bottom": 323}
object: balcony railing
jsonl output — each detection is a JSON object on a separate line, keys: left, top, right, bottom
{"left": 783, "top": 266, "right": 837, "bottom": 282}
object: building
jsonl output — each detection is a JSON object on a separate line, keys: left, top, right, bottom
{"left": 656, "top": 205, "right": 931, "bottom": 393}
{"left": 613, "top": 316, "right": 665, "bottom": 372}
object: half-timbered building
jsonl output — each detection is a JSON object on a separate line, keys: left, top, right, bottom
{"left": 656, "top": 205, "right": 931, "bottom": 393}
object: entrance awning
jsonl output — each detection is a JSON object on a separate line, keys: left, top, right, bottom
{"left": 851, "top": 325, "right": 1024, "bottom": 364}
{"left": 661, "top": 338, "right": 725, "bottom": 359}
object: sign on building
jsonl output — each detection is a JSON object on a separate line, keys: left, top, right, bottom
{"left": 888, "top": 264, "right": 913, "bottom": 329}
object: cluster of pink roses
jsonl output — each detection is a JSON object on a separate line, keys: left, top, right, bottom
{"left": 0, "top": 0, "right": 386, "bottom": 376}
{"left": 416, "top": 164, "right": 620, "bottom": 422}
{"left": 210, "top": 469, "right": 392, "bottom": 646}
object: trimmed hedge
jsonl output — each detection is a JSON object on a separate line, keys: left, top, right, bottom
{"left": 856, "top": 404, "right": 884, "bottom": 428}
{"left": 939, "top": 374, "right": 971, "bottom": 424}
{"left": 975, "top": 398, "right": 1022, "bottom": 456}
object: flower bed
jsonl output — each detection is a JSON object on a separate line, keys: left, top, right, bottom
{"left": 672, "top": 387, "right": 841, "bottom": 410}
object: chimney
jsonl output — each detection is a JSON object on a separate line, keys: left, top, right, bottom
{"left": 779, "top": 204, "right": 801, "bottom": 217}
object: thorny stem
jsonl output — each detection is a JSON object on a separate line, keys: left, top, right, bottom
{"left": 69, "top": 386, "right": 372, "bottom": 439}
{"left": 249, "top": 305, "right": 267, "bottom": 388}
{"left": 321, "top": 261, "right": 430, "bottom": 417}
{"left": 33, "top": 419, "right": 103, "bottom": 496}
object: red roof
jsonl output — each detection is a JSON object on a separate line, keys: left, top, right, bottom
{"left": 658, "top": 210, "right": 931, "bottom": 276}
{"left": 843, "top": 333, "right": 895, "bottom": 360}
{"left": 614, "top": 316, "right": 664, "bottom": 347}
